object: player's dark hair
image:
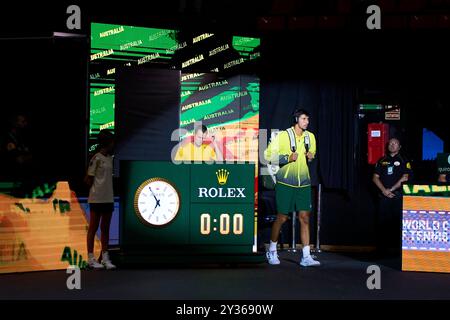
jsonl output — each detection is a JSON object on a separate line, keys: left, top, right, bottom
{"left": 293, "top": 108, "right": 310, "bottom": 123}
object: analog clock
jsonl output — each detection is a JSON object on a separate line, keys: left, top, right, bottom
{"left": 134, "top": 178, "right": 181, "bottom": 227}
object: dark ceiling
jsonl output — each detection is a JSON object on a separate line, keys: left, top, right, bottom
{"left": 1, "top": 0, "right": 450, "bottom": 38}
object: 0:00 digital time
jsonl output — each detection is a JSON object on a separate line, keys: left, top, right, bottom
{"left": 200, "top": 213, "right": 243, "bottom": 235}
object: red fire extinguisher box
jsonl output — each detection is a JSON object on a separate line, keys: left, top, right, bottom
{"left": 368, "top": 123, "right": 389, "bottom": 164}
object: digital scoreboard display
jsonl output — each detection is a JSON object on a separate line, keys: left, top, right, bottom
{"left": 402, "top": 185, "right": 450, "bottom": 273}
{"left": 120, "top": 161, "right": 256, "bottom": 263}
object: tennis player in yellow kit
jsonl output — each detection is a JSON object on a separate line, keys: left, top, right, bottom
{"left": 264, "top": 109, "right": 320, "bottom": 267}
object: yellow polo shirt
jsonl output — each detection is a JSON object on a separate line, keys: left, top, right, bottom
{"left": 174, "top": 142, "right": 216, "bottom": 162}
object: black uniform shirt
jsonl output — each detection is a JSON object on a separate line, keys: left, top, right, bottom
{"left": 374, "top": 153, "right": 412, "bottom": 189}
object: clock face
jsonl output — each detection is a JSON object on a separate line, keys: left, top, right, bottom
{"left": 134, "top": 178, "right": 180, "bottom": 227}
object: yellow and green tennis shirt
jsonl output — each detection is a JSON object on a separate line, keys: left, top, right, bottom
{"left": 264, "top": 128, "right": 316, "bottom": 187}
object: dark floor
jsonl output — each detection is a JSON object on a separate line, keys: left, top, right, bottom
{"left": 1, "top": 251, "right": 449, "bottom": 300}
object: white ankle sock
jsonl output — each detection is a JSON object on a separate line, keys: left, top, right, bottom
{"left": 269, "top": 241, "right": 278, "bottom": 252}
{"left": 88, "top": 252, "right": 95, "bottom": 260}
{"left": 302, "top": 245, "right": 310, "bottom": 258}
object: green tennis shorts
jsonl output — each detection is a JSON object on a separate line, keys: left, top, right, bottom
{"left": 275, "top": 183, "right": 312, "bottom": 214}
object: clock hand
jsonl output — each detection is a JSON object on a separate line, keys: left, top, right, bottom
{"left": 149, "top": 187, "right": 160, "bottom": 207}
{"left": 149, "top": 204, "right": 158, "bottom": 220}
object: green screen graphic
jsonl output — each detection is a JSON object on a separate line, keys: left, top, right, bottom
{"left": 180, "top": 73, "right": 259, "bottom": 163}
{"left": 90, "top": 23, "right": 178, "bottom": 142}
{"left": 89, "top": 22, "right": 260, "bottom": 153}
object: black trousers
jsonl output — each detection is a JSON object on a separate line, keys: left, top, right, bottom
{"left": 376, "top": 193, "right": 403, "bottom": 250}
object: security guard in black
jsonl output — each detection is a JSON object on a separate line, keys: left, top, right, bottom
{"left": 372, "top": 138, "right": 412, "bottom": 251}
{"left": 374, "top": 153, "right": 412, "bottom": 195}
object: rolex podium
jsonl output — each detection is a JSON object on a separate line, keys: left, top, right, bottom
{"left": 116, "top": 161, "right": 264, "bottom": 265}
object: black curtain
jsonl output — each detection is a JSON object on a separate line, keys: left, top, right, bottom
{"left": 0, "top": 37, "right": 88, "bottom": 195}
{"left": 260, "top": 78, "right": 357, "bottom": 192}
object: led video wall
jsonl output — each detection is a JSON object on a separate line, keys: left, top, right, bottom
{"left": 0, "top": 182, "right": 101, "bottom": 274}
{"left": 179, "top": 73, "right": 259, "bottom": 162}
{"left": 89, "top": 22, "right": 260, "bottom": 152}
{"left": 0, "top": 24, "right": 261, "bottom": 274}
{"left": 90, "top": 22, "right": 261, "bottom": 251}
{"left": 402, "top": 184, "right": 450, "bottom": 273}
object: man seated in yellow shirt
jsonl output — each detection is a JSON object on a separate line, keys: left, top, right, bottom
{"left": 174, "top": 124, "right": 223, "bottom": 163}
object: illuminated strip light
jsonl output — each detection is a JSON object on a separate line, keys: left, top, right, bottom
{"left": 404, "top": 247, "right": 450, "bottom": 251}
{"left": 359, "top": 104, "right": 383, "bottom": 110}
{"left": 53, "top": 32, "right": 86, "bottom": 38}
{"left": 405, "top": 210, "right": 449, "bottom": 215}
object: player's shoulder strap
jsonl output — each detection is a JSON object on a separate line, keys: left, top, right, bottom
{"left": 286, "top": 127, "right": 297, "bottom": 152}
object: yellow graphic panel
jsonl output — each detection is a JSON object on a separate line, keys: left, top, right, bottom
{"left": 0, "top": 182, "right": 101, "bottom": 273}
